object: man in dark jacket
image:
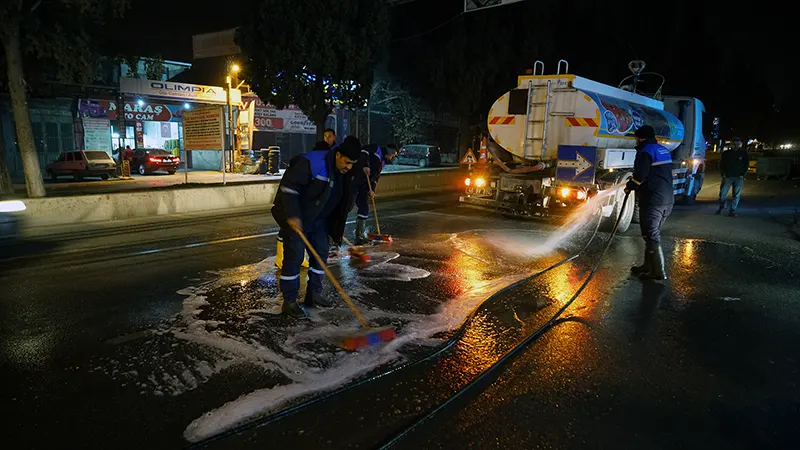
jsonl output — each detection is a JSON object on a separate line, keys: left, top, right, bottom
{"left": 717, "top": 137, "right": 749, "bottom": 217}
{"left": 272, "top": 136, "right": 362, "bottom": 317}
{"left": 323, "top": 128, "right": 337, "bottom": 149}
{"left": 352, "top": 144, "right": 398, "bottom": 244}
{"left": 625, "top": 125, "right": 674, "bottom": 281}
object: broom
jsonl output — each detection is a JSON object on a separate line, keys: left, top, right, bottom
{"left": 366, "top": 181, "right": 393, "bottom": 243}
{"left": 291, "top": 224, "right": 396, "bottom": 350}
{"left": 342, "top": 236, "right": 371, "bottom": 263}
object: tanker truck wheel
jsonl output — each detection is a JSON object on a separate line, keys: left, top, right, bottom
{"left": 600, "top": 187, "right": 634, "bottom": 233}
{"left": 679, "top": 169, "right": 704, "bottom": 205}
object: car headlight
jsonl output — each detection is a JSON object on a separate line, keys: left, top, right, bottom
{"left": 0, "top": 200, "right": 26, "bottom": 213}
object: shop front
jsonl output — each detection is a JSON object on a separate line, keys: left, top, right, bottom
{"left": 116, "top": 78, "right": 241, "bottom": 171}
{"left": 77, "top": 98, "right": 186, "bottom": 158}
{"left": 240, "top": 95, "right": 317, "bottom": 162}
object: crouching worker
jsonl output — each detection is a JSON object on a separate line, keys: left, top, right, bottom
{"left": 353, "top": 144, "right": 398, "bottom": 244}
{"left": 272, "top": 136, "right": 362, "bottom": 317}
{"left": 275, "top": 141, "right": 335, "bottom": 270}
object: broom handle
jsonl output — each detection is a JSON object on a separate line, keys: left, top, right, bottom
{"left": 367, "top": 181, "right": 381, "bottom": 235}
{"left": 291, "top": 225, "right": 370, "bottom": 329}
{"left": 341, "top": 236, "right": 356, "bottom": 248}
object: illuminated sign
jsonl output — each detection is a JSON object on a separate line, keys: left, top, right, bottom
{"left": 121, "top": 78, "right": 240, "bottom": 105}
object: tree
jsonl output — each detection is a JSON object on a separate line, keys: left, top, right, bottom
{"left": 370, "top": 73, "right": 429, "bottom": 145}
{"left": 0, "top": 0, "right": 128, "bottom": 198}
{"left": 237, "top": 0, "right": 389, "bottom": 138}
{"left": 390, "top": 1, "right": 554, "bottom": 154}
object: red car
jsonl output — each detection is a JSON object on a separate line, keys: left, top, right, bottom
{"left": 131, "top": 149, "right": 180, "bottom": 175}
{"left": 47, "top": 151, "right": 116, "bottom": 181}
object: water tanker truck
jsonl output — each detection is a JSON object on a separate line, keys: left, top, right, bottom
{"left": 460, "top": 60, "right": 706, "bottom": 232}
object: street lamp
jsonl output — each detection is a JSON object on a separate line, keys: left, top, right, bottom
{"left": 225, "top": 62, "right": 240, "bottom": 178}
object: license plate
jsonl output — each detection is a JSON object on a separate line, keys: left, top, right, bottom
{"left": 466, "top": 187, "right": 492, "bottom": 196}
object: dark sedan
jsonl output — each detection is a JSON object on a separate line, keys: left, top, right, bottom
{"left": 131, "top": 149, "right": 180, "bottom": 175}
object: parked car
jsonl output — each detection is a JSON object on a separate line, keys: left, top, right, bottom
{"left": 131, "top": 149, "right": 180, "bottom": 175}
{"left": 47, "top": 150, "right": 116, "bottom": 181}
{"left": 394, "top": 144, "right": 441, "bottom": 168}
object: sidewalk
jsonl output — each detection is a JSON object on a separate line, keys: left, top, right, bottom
{"left": 6, "top": 164, "right": 455, "bottom": 199}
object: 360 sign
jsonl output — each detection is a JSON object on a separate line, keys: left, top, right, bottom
{"left": 254, "top": 117, "right": 284, "bottom": 130}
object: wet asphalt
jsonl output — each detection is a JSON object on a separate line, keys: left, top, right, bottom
{"left": 1, "top": 173, "right": 798, "bottom": 449}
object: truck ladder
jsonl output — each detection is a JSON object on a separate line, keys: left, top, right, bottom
{"left": 525, "top": 79, "right": 552, "bottom": 159}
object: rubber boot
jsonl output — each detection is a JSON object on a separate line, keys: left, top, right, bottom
{"left": 630, "top": 250, "right": 651, "bottom": 275}
{"left": 275, "top": 240, "right": 309, "bottom": 270}
{"left": 354, "top": 217, "right": 369, "bottom": 245}
{"left": 304, "top": 289, "right": 334, "bottom": 308}
{"left": 639, "top": 245, "right": 667, "bottom": 281}
{"left": 281, "top": 299, "right": 308, "bottom": 318}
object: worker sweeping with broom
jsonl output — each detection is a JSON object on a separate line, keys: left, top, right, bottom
{"left": 352, "top": 143, "right": 398, "bottom": 244}
{"left": 272, "top": 136, "right": 363, "bottom": 317}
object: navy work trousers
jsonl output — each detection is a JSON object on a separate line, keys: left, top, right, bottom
{"left": 640, "top": 203, "right": 673, "bottom": 250}
{"left": 278, "top": 218, "right": 329, "bottom": 303}
{"left": 355, "top": 188, "right": 370, "bottom": 219}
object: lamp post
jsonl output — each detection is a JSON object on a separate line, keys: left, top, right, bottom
{"left": 226, "top": 63, "right": 240, "bottom": 177}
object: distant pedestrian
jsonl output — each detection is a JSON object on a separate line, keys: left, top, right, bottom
{"left": 717, "top": 137, "right": 749, "bottom": 217}
{"left": 323, "top": 128, "right": 337, "bottom": 149}
{"left": 625, "top": 125, "right": 673, "bottom": 281}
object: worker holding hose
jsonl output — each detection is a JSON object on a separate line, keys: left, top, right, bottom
{"left": 352, "top": 143, "right": 398, "bottom": 244}
{"left": 272, "top": 136, "right": 363, "bottom": 317}
{"left": 625, "top": 125, "right": 673, "bottom": 281}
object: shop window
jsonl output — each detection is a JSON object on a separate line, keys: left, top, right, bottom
{"left": 60, "top": 123, "right": 75, "bottom": 152}
{"left": 46, "top": 123, "right": 60, "bottom": 153}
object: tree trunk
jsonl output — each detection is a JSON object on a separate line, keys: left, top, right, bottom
{"left": 2, "top": 21, "right": 46, "bottom": 198}
{"left": 314, "top": 108, "right": 331, "bottom": 142}
{"left": 0, "top": 143, "right": 13, "bottom": 195}
{"left": 0, "top": 108, "right": 14, "bottom": 194}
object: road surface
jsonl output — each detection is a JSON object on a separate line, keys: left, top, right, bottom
{"left": 1, "top": 172, "right": 798, "bottom": 449}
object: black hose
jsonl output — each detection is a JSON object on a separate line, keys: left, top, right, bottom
{"left": 378, "top": 191, "right": 631, "bottom": 449}
{"left": 191, "top": 196, "right": 614, "bottom": 448}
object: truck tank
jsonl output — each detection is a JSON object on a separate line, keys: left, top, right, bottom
{"left": 487, "top": 75, "right": 685, "bottom": 163}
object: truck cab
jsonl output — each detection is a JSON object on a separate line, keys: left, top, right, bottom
{"left": 663, "top": 96, "right": 706, "bottom": 202}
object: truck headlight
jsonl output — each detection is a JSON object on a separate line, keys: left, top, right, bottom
{"left": 475, "top": 178, "right": 486, "bottom": 188}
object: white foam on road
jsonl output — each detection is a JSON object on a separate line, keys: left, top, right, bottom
{"left": 182, "top": 272, "right": 527, "bottom": 443}
{"left": 95, "top": 235, "right": 540, "bottom": 443}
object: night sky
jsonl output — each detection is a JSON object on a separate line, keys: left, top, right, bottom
{"left": 112, "top": 0, "right": 795, "bottom": 143}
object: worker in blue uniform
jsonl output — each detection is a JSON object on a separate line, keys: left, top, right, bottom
{"left": 272, "top": 136, "right": 362, "bottom": 317}
{"left": 275, "top": 141, "right": 333, "bottom": 270}
{"left": 625, "top": 125, "right": 673, "bottom": 281}
{"left": 352, "top": 144, "right": 398, "bottom": 244}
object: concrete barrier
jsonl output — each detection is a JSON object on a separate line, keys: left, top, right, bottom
{"left": 20, "top": 168, "right": 462, "bottom": 228}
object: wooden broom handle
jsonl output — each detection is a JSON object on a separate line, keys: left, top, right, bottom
{"left": 291, "top": 225, "right": 369, "bottom": 328}
{"left": 367, "top": 181, "right": 381, "bottom": 235}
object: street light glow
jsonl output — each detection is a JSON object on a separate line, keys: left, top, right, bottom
{"left": 231, "top": 64, "right": 240, "bottom": 73}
